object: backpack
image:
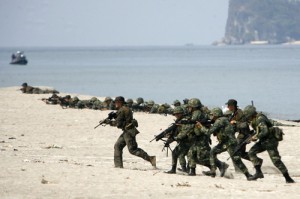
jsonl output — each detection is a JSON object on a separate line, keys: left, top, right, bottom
{"left": 269, "top": 127, "right": 284, "bottom": 141}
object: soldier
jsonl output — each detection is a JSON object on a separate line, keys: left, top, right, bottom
{"left": 187, "top": 99, "right": 228, "bottom": 176}
{"left": 20, "top": 83, "right": 34, "bottom": 93}
{"left": 244, "top": 105, "right": 295, "bottom": 183}
{"left": 165, "top": 106, "right": 194, "bottom": 174}
{"left": 101, "top": 97, "right": 113, "bottom": 110}
{"left": 198, "top": 107, "right": 253, "bottom": 180}
{"left": 105, "top": 96, "right": 156, "bottom": 168}
{"left": 145, "top": 100, "right": 155, "bottom": 113}
{"left": 126, "top": 98, "right": 134, "bottom": 109}
{"left": 226, "top": 99, "right": 252, "bottom": 164}
{"left": 157, "top": 103, "right": 172, "bottom": 115}
{"left": 20, "top": 82, "right": 59, "bottom": 94}
{"left": 41, "top": 93, "right": 60, "bottom": 105}
{"left": 132, "top": 97, "right": 145, "bottom": 112}
{"left": 173, "top": 100, "right": 181, "bottom": 107}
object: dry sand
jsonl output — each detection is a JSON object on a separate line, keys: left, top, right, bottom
{"left": 0, "top": 87, "right": 299, "bottom": 199}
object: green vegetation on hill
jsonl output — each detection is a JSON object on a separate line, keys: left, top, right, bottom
{"left": 224, "top": 0, "right": 300, "bottom": 44}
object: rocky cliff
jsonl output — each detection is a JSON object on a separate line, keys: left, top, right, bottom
{"left": 222, "top": 0, "right": 300, "bottom": 45}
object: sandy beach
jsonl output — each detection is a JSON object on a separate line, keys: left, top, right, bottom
{"left": 0, "top": 86, "right": 299, "bottom": 199}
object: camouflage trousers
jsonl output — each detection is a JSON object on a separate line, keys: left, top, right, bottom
{"left": 171, "top": 141, "right": 191, "bottom": 167}
{"left": 248, "top": 140, "right": 288, "bottom": 174}
{"left": 114, "top": 130, "right": 150, "bottom": 168}
{"left": 210, "top": 142, "right": 249, "bottom": 174}
{"left": 188, "top": 144, "right": 211, "bottom": 169}
{"left": 237, "top": 136, "right": 250, "bottom": 161}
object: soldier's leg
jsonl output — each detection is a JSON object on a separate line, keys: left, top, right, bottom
{"left": 204, "top": 144, "right": 225, "bottom": 177}
{"left": 178, "top": 144, "right": 190, "bottom": 173}
{"left": 227, "top": 144, "right": 252, "bottom": 180}
{"left": 165, "top": 145, "right": 180, "bottom": 174}
{"left": 267, "top": 145, "right": 295, "bottom": 183}
{"left": 123, "top": 132, "right": 155, "bottom": 166}
{"left": 114, "top": 133, "right": 126, "bottom": 168}
{"left": 247, "top": 142, "right": 267, "bottom": 180}
{"left": 187, "top": 146, "right": 197, "bottom": 176}
{"left": 178, "top": 154, "right": 188, "bottom": 173}
{"left": 248, "top": 141, "right": 265, "bottom": 167}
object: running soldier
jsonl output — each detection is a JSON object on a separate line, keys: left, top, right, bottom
{"left": 244, "top": 105, "right": 295, "bottom": 183}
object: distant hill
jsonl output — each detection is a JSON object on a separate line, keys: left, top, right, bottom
{"left": 220, "top": 0, "right": 300, "bottom": 45}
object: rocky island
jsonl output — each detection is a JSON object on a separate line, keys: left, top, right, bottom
{"left": 217, "top": 0, "right": 300, "bottom": 45}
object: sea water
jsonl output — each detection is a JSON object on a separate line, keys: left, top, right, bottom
{"left": 0, "top": 45, "right": 299, "bottom": 119}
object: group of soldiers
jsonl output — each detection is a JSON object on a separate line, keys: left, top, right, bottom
{"left": 21, "top": 83, "right": 181, "bottom": 113}
{"left": 99, "top": 96, "right": 295, "bottom": 184}
{"left": 159, "top": 98, "right": 295, "bottom": 183}
{"left": 21, "top": 83, "right": 296, "bottom": 183}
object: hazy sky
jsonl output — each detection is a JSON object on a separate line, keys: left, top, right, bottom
{"left": 0, "top": 0, "right": 229, "bottom": 47}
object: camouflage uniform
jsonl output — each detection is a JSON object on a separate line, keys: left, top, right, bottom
{"left": 165, "top": 120, "right": 194, "bottom": 173}
{"left": 201, "top": 108, "right": 252, "bottom": 179}
{"left": 21, "top": 83, "right": 59, "bottom": 94}
{"left": 188, "top": 104, "right": 228, "bottom": 176}
{"left": 165, "top": 107, "right": 193, "bottom": 174}
{"left": 111, "top": 96, "right": 155, "bottom": 168}
{"left": 185, "top": 99, "right": 207, "bottom": 173}
{"left": 244, "top": 105, "right": 295, "bottom": 183}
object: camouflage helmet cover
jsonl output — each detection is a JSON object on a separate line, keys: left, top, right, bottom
{"left": 173, "top": 106, "right": 184, "bottom": 114}
{"left": 188, "top": 98, "right": 202, "bottom": 108}
{"left": 147, "top": 100, "right": 155, "bottom": 106}
{"left": 126, "top": 98, "right": 134, "bottom": 103}
{"left": 211, "top": 107, "right": 223, "bottom": 117}
{"left": 104, "top": 97, "right": 112, "bottom": 102}
{"left": 243, "top": 105, "right": 257, "bottom": 119}
{"left": 173, "top": 100, "right": 181, "bottom": 106}
{"left": 136, "top": 97, "right": 144, "bottom": 104}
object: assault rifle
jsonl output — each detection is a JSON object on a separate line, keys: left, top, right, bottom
{"left": 227, "top": 130, "right": 255, "bottom": 161}
{"left": 94, "top": 111, "right": 117, "bottom": 129}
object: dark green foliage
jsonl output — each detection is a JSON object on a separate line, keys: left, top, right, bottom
{"left": 225, "top": 0, "right": 300, "bottom": 44}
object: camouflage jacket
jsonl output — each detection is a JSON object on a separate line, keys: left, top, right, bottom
{"left": 202, "top": 116, "right": 237, "bottom": 146}
{"left": 250, "top": 113, "right": 276, "bottom": 141}
{"left": 111, "top": 105, "right": 134, "bottom": 130}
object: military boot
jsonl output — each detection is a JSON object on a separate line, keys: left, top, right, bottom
{"left": 177, "top": 165, "right": 188, "bottom": 173}
{"left": 283, "top": 172, "right": 295, "bottom": 183}
{"left": 165, "top": 165, "right": 176, "bottom": 174}
{"left": 188, "top": 168, "right": 196, "bottom": 176}
{"left": 149, "top": 156, "right": 156, "bottom": 167}
{"left": 245, "top": 172, "right": 253, "bottom": 180}
{"left": 248, "top": 165, "right": 264, "bottom": 181}
{"left": 202, "top": 168, "right": 216, "bottom": 178}
{"left": 216, "top": 161, "right": 229, "bottom": 177}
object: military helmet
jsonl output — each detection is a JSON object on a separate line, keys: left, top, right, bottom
{"left": 243, "top": 105, "right": 257, "bottom": 119}
{"left": 136, "top": 97, "right": 144, "bottom": 104}
{"left": 173, "top": 100, "right": 181, "bottom": 106}
{"left": 211, "top": 107, "right": 223, "bottom": 117}
{"left": 73, "top": 96, "right": 79, "bottom": 101}
{"left": 173, "top": 106, "right": 184, "bottom": 114}
{"left": 147, "top": 100, "right": 155, "bottom": 106}
{"left": 22, "top": 82, "right": 28, "bottom": 87}
{"left": 90, "top": 97, "right": 98, "bottom": 102}
{"left": 104, "top": 97, "right": 112, "bottom": 102}
{"left": 188, "top": 98, "right": 202, "bottom": 108}
{"left": 115, "top": 96, "right": 125, "bottom": 103}
{"left": 126, "top": 98, "right": 133, "bottom": 104}
{"left": 163, "top": 103, "right": 170, "bottom": 108}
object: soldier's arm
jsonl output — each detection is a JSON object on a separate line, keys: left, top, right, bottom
{"left": 176, "top": 124, "right": 193, "bottom": 141}
{"left": 256, "top": 121, "right": 269, "bottom": 140}
{"left": 110, "top": 111, "right": 123, "bottom": 128}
